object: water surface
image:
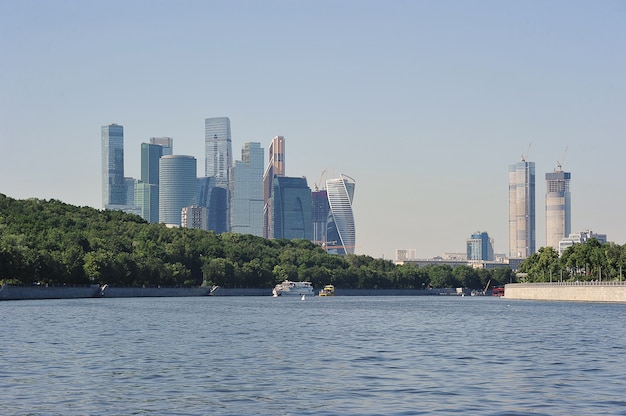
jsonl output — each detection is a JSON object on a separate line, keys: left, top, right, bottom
{"left": 2, "top": 296, "right": 625, "bottom": 415}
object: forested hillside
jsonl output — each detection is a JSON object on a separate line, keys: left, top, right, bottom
{"left": 0, "top": 194, "right": 516, "bottom": 289}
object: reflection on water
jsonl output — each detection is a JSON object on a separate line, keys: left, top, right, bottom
{"left": 2, "top": 296, "right": 625, "bottom": 415}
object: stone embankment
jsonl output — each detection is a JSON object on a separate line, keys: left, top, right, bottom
{"left": 0, "top": 285, "right": 217, "bottom": 300}
{"left": 504, "top": 281, "right": 626, "bottom": 303}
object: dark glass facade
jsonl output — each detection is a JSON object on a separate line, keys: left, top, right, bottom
{"left": 271, "top": 176, "right": 312, "bottom": 240}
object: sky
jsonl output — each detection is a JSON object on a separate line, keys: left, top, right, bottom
{"left": 1, "top": 0, "right": 625, "bottom": 260}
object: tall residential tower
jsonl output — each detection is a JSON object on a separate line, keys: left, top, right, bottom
{"left": 545, "top": 168, "right": 571, "bottom": 251}
{"left": 509, "top": 159, "right": 535, "bottom": 258}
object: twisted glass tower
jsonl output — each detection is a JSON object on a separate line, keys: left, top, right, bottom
{"left": 325, "top": 174, "right": 356, "bottom": 255}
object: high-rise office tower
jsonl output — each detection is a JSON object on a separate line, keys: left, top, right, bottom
{"left": 150, "top": 137, "right": 173, "bottom": 156}
{"left": 546, "top": 168, "right": 571, "bottom": 251}
{"left": 467, "top": 231, "right": 494, "bottom": 261}
{"left": 509, "top": 159, "right": 535, "bottom": 258}
{"left": 196, "top": 177, "right": 228, "bottom": 233}
{"left": 101, "top": 124, "right": 125, "bottom": 208}
{"left": 204, "top": 117, "right": 232, "bottom": 188}
{"left": 263, "top": 136, "right": 285, "bottom": 238}
{"left": 311, "top": 189, "right": 329, "bottom": 245}
{"left": 159, "top": 155, "right": 197, "bottom": 227}
{"left": 270, "top": 176, "right": 312, "bottom": 240}
{"left": 137, "top": 140, "right": 173, "bottom": 223}
{"left": 325, "top": 174, "right": 356, "bottom": 255}
{"left": 230, "top": 142, "right": 264, "bottom": 236}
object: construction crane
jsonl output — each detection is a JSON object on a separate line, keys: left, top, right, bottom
{"left": 521, "top": 142, "right": 532, "bottom": 162}
{"left": 556, "top": 146, "right": 568, "bottom": 171}
{"left": 314, "top": 169, "right": 327, "bottom": 192}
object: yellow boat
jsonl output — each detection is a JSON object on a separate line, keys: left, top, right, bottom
{"left": 318, "top": 284, "right": 335, "bottom": 296}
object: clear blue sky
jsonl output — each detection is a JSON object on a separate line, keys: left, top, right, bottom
{"left": 1, "top": 0, "right": 624, "bottom": 259}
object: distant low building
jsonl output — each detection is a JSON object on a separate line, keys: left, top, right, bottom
{"left": 396, "top": 249, "right": 417, "bottom": 263}
{"left": 559, "top": 230, "right": 607, "bottom": 255}
{"left": 182, "top": 205, "right": 208, "bottom": 230}
{"left": 466, "top": 231, "right": 494, "bottom": 261}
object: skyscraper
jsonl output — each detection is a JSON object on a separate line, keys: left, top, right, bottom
{"left": 467, "top": 231, "right": 494, "bottom": 261}
{"left": 311, "top": 189, "right": 329, "bottom": 245}
{"left": 101, "top": 124, "right": 125, "bottom": 208}
{"left": 137, "top": 140, "right": 172, "bottom": 223}
{"left": 270, "top": 176, "right": 312, "bottom": 240}
{"left": 509, "top": 159, "right": 535, "bottom": 258}
{"left": 204, "top": 117, "right": 232, "bottom": 188}
{"left": 230, "top": 142, "right": 264, "bottom": 236}
{"left": 546, "top": 169, "right": 571, "bottom": 251}
{"left": 263, "top": 136, "right": 285, "bottom": 238}
{"left": 159, "top": 155, "right": 197, "bottom": 227}
{"left": 196, "top": 177, "right": 228, "bottom": 233}
{"left": 325, "top": 174, "right": 356, "bottom": 255}
{"left": 150, "top": 137, "right": 173, "bottom": 156}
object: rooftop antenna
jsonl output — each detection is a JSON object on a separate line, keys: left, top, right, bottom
{"left": 556, "top": 146, "right": 568, "bottom": 171}
{"left": 521, "top": 142, "right": 532, "bottom": 162}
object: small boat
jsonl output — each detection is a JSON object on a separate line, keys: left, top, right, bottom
{"left": 301, "top": 294, "right": 306, "bottom": 301}
{"left": 318, "top": 284, "right": 335, "bottom": 296}
{"left": 272, "top": 280, "right": 314, "bottom": 297}
{"left": 492, "top": 287, "right": 505, "bottom": 297}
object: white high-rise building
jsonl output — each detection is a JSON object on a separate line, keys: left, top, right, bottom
{"left": 546, "top": 169, "right": 571, "bottom": 251}
{"left": 509, "top": 159, "right": 535, "bottom": 258}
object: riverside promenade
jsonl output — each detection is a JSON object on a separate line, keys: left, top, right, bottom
{"left": 504, "top": 281, "right": 626, "bottom": 303}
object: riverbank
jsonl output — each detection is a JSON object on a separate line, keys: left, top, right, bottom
{"left": 504, "top": 281, "right": 626, "bottom": 303}
{"left": 0, "top": 285, "right": 459, "bottom": 300}
{"left": 0, "top": 284, "right": 217, "bottom": 301}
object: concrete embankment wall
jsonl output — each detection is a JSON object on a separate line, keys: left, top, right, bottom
{"left": 101, "top": 286, "right": 213, "bottom": 298}
{"left": 504, "top": 282, "right": 626, "bottom": 303}
{"left": 0, "top": 285, "right": 101, "bottom": 300}
{"left": 214, "top": 288, "right": 456, "bottom": 296}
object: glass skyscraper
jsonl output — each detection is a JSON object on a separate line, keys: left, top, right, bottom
{"left": 509, "top": 160, "right": 535, "bottom": 258}
{"left": 467, "top": 231, "right": 494, "bottom": 261}
{"left": 197, "top": 177, "right": 228, "bottom": 233}
{"left": 311, "top": 189, "right": 329, "bottom": 245}
{"left": 137, "top": 140, "right": 172, "bottom": 223}
{"left": 270, "top": 176, "right": 312, "bottom": 240}
{"left": 159, "top": 155, "right": 197, "bottom": 226}
{"left": 230, "top": 142, "right": 264, "bottom": 236}
{"left": 204, "top": 117, "right": 232, "bottom": 188}
{"left": 545, "top": 170, "right": 571, "bottom": 251}
{"left": 325, "top": 174, "right": 356, "bottom": 255}
{"left": 101, "top": 124, "right": 125, "bottom": 208}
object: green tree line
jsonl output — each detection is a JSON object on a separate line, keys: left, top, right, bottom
{"left": 518, "top": 240, "right": 626, "bottom": 282}
{"left": 0, "top": 194, "right": 515, "bottom": 289}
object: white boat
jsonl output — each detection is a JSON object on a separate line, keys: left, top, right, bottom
{"left": 272, "top": 280, "right": 314, "bottom": 297}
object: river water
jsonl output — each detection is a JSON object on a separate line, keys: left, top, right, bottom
{"left": 2, "top": 296, "right": 625, "bottom": 415}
